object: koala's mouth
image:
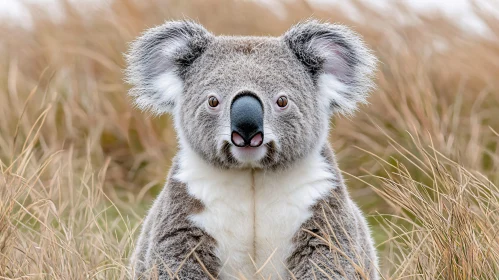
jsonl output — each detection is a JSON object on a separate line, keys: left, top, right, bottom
{"left": 230, "top": 145, "right": 267, "bottom": 164}
{"left": 220, "top": 140, "right": 277, "bottom": 168}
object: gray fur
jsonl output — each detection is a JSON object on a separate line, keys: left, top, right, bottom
{"left": 286, "top": 146, "right": 378, "bottom": 279}
{"left": 127, "top": 19, "right": 378, "bottom": 279}
{"left": 131, "top": 161, "right": 220, "bottom": 279}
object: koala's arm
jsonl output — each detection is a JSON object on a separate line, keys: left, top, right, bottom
{"left": 131, "top": 165, "right": 220, "bottom": 280}
{"left": 286, "top": 148, "right": 378, "bottom": 280}
{"left": 286, "top": 193, "right": 378, "bottom": 280}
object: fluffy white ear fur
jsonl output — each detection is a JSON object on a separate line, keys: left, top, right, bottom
{"left": 143, "top": 39, "right": 188, "bottom": 115}
{"left": 317, "top": 74, "right": 356, "bottom": 115}
{"left": 125, "top": 21, "right": 212, "bottom": 115}
{"left": 150, "top": 71, "right": 184, "bottom": 112}
{"left": 314, "top": 34, "right": 376, "bottom": 116}
{"left": 285, "top": 20, "right": 377, "bottom": 116}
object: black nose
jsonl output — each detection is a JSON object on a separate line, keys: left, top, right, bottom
{"left": 230, "top": 94, "right": 264, "bottom": 147}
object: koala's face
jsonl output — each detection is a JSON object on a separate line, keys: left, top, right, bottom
{"left": 178, "top": 37, "right": 328, "bottom": 169}
{"left": 126, "top": 21, "right": 376, "bottom": 170}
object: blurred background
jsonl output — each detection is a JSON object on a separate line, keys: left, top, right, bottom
{"left": 1, "top": 0, "right": 499, "bottom": 279}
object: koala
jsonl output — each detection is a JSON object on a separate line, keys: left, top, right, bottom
{"left": 126, "top": 20, "right": 378, "bottom": 280}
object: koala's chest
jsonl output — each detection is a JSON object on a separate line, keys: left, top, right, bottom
{"left": 179, "top": 160, "right": 335, "bottom": 280}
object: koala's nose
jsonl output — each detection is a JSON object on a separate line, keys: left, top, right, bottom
{"left": 230, "top": 94, "right": 264, "bottom": 147}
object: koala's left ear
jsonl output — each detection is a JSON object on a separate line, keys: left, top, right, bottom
{"left": 125, "top": 21, "right": 213, "bottom": 115}
{"left": 283, "top": 20, "right": 377, "bottom": 116}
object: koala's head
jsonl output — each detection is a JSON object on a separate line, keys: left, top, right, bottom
{"left": 126, "top": 20, "right": 376, "bottom": 170}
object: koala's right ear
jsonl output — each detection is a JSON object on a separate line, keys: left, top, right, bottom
{"left": 125, "top": 21, "right": 213, "bottom": 115}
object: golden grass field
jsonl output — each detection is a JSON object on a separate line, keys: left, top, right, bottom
{"left": 1, "top": 0, "right": 499, "bottom": 279}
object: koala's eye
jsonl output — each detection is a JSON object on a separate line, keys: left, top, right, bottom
{"left": 276, "top": 96, "right": 288, "bottom": 108}
{"left": 208, "top": 96, "right": 219, "bottom": 107}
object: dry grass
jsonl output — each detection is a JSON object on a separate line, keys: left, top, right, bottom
{"left": 0, "top": 0, "right": 498, "bottom": 279}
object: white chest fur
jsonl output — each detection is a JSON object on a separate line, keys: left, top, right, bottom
{"left": 174, "top": 148, "right": 336, "bottom": 280}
